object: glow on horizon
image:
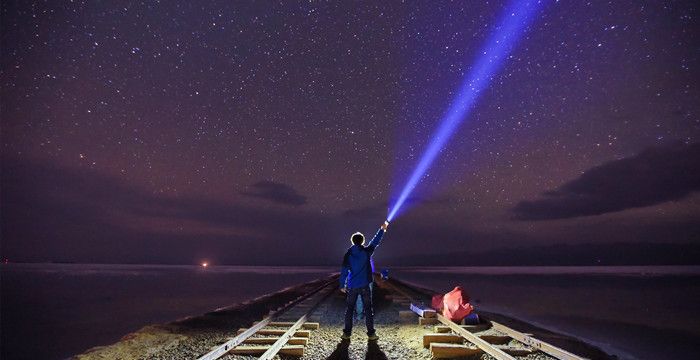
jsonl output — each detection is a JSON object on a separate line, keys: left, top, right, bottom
{"left": 387, "top": 0, "right": 546, "bottom": 222}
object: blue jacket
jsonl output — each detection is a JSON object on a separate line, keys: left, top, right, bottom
{"left": 339, "top": 228, "right": 384, "bottom": 289}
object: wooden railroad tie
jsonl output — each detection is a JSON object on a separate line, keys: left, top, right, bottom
{"left": 242, "top": 337, "right": 308, "bottom": 346}
{"left": 433, "top": 324, "right": 490, "bottom": 333}
{"left": 496, "top": 345, "right": 536, "bottom": 356}
{"left": 253, "top": 321, "right": 320, "bottom": 330}
{"left": 236, "top": 328, "right": 311, "bottom": 337}
{"left": 429, "top": 343, "right": 482, "bottom": 359}
{"left": 423, "top": 333, "right": 464, "bottom": 348}
{"left": 230, "top": 345, "right": 305, "bottom": 356}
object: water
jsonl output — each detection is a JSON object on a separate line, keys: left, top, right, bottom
{"left": 0, "top": 264, "right": 335, "bottom": 360}
{"left": 2, "top": 264, "right": 699, "bottom": 360}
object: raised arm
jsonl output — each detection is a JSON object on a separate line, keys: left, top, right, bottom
{"left": 366, "top": 221, "right": 389, "bottom": 252}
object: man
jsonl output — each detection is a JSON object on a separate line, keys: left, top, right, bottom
{"left": 339, "top": 220, "right": 389, "bottom": 340}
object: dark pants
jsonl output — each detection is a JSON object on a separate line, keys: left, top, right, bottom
{"left": 343, "top": 285, "right": 375, "bottom": 335}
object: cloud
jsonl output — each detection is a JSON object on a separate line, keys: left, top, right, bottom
{"left": 240, "top": 181, "right": 307, "bottom": 206}
{"left": 0, "top": 157, "right": 330, "bottom": 264}
{"left": 512, "top": 143, "right": 700, "bottom": 220}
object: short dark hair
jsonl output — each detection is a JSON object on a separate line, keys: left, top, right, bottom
{"left": 351, "top": 232, "right": 365, "bottom": 245}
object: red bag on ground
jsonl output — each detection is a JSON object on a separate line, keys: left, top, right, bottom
{"left": 442, "top": 286, "right": 474, "bottom": 322}
{"left": 431, "top": 294, "right": 444, "bottom": 312}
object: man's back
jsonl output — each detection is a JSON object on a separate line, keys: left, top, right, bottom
{"left": 342, "top": 245, "right": 374, "bottom": 289}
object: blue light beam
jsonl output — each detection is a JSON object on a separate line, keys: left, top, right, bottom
{"left": 387, "top": 0, "right": 546, "bottom": 222}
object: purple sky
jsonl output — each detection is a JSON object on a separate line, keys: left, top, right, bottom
{"left": 1, "top": 1, "right": 698, "bottom": 265}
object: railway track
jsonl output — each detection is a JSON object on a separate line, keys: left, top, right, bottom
{"left": 379, "top": 278, "right": 588, "bottom": 360}
{"left": 196, "top": 278, "right": 336, "bottom": 360}
{"left": 192, "top": 275, "right": 590, "bottom": 360}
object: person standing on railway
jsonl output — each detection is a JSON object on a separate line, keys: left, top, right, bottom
{"left": 339, "top": 220, "right": 389, "bottom": 341}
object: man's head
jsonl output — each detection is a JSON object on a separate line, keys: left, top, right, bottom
{"left": 351, "top": 232, "right": 365, "bottom": 245}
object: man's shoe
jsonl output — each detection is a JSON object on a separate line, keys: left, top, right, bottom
{"left": 341, "top": 333, "right": 351, "bottom": 340}
{"left": 367, "top": 333, "right": 379, "bottom": 341}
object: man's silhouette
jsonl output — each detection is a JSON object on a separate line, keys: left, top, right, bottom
{"left": 339, "top": 221, "right": 389, "bottom": 340}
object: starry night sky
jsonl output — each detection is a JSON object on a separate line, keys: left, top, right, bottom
{"left": 2, "top": 1, "right": 699, "bottom": 265}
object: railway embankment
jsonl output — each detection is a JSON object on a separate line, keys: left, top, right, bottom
{"left": 74, "top": 275, "right": 613, "bottom": 360}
